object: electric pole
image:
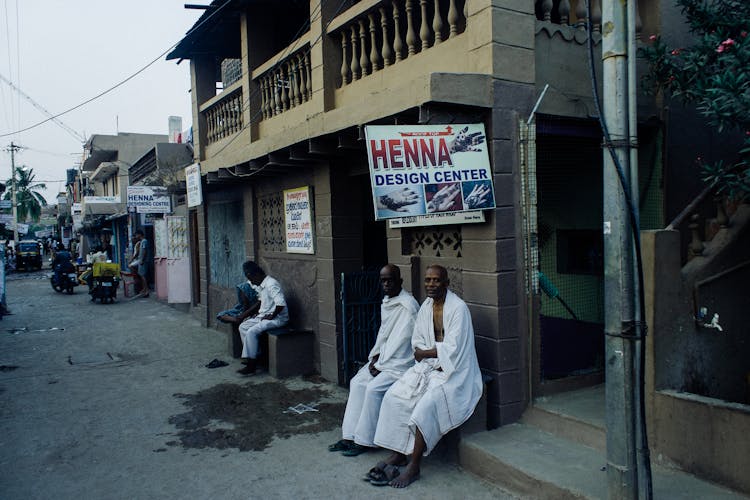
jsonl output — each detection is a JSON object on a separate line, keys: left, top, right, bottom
{"left": 6, "top": 142, "right": 20, "bottom": 244}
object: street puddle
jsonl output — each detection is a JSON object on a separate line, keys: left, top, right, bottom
{"left": 167, "top": 380, "right": 345, "bottom": 452}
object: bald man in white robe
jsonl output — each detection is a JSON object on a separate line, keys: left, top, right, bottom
{"left": 328, "top": 264, "right": 419, "bottom": 457}
{"left": 370, "top": 265, "right": 482, "bottom": 488}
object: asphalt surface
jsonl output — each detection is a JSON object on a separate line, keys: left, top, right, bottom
{"left": 0, "top": 268, "right": 517, "bottom": 500}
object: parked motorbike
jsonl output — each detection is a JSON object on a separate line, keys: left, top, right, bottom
{"left": 50, "top": 264, "right": 78, "bottom": 294}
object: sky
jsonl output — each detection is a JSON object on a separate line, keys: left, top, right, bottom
{"left": 0, "top": 0, "right": 202, "bottom": 203}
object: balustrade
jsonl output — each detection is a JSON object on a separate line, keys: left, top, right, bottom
{"left": 202, "top": 87, "right": 244, "bottom": 146}
{"left": 334, "top": 0, "right": 466, "bottom": 87}
{"left": 536, "top": 0, "right": 619, "bottom": 35}
{"left": 255, "top": 44, "right": 312, "bottom": 121}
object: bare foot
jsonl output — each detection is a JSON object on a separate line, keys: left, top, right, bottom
{"left": 390, "top": 463, "right": 420, "bottom": 488}
{"left": 383, "top": 451, "right": 408, "bottom": 466}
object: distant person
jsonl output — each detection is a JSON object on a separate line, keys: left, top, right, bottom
{"left": 329, "top": 264, "right": 419, "bottom": 460}
{"left": 370, "top": 265, "right": 482, "bottom": 488}
{"left": 236, "top": 261, "right": 288, "bottom": 375}
{"left": 131, "top": 230, "right": 150, "bottom": 298}
{"left": 51, "top": 243, "right": 74, "bottom": 283}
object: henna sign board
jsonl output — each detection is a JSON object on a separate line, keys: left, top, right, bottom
{"left": 365, "top": 124, "right": 495, "bottom": 222}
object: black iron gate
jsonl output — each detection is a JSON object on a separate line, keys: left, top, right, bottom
{"left": 340, "top": 270, "right": 382, "bottom": 384}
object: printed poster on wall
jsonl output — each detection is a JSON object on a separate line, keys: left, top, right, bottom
{"left": 284, "top": 186, "right": 314, "bottom": 254}
{"left": 365, "top": 124, "right": 495, "bottom": 221}
{"left": 185, "top": 163, "right": 203, "bottom": 207}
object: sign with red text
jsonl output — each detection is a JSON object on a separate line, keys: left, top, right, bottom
{"left": 284, "top": 186, "right": 314, "bottom": 254}
{"left": 365, "top": 124, "right": 495, "bottom": 221}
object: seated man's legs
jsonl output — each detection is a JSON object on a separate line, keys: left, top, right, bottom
{"left": 354, "top": 371, "right": 399, "bottom": 447}
{"left": 340, "top": 366, "right": 373, "bottom": 442}
{"left": 237, "top": 316, "right": 287, "bottom": 374}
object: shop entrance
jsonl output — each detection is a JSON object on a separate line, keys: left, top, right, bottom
{"left": 534, "top": 118, "right": 605, "bottom": 393}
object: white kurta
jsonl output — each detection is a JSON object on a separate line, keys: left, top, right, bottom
{"left": 373, "top": 290, "right": 482, "bottom": 456}
{"left": 340, "top": 289, "right": 419, "bottom": 446}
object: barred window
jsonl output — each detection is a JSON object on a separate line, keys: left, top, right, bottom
{"left": 258, "top": 192, "right": 285, "bottom": 252}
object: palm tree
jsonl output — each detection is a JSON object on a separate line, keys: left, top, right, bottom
{"left": 4, "top": 166, "right": 47, "bottom": 222}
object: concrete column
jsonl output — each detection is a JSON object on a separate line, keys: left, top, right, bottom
{"left": 190, "top": 57, "right": 217, "bottom": 162}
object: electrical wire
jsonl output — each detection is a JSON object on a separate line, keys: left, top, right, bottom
{"left": 584, "top": 0, "right": 653, "bottom": 497}
{"left": 0, "top": 0, "right": 235, "bottom": 139}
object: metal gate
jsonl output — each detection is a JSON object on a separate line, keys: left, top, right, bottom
{"left": 340, "top": 270, "right": 382, "bottom": 384}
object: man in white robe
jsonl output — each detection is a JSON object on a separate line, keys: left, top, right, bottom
{"left": 329, "top": 264, "right": 419, "bottom": 457}
{"left": 371, "top": 265, "right": 482, "bottom": 488}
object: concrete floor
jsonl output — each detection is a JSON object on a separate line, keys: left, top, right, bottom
{"left": 0, "top": 270, "right": 516, "bottom": 500}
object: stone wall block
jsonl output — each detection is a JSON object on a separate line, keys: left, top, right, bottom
{"left": 499, "top": 338, "right": 521, "bottom": 371}
{"left": 462, "top": 272, "right": 500, "bottom": 306}
{"left": 475, "top": 336, "right": 500, "bottom": 372}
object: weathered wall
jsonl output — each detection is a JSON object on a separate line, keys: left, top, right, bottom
{"left": 642, "top": 219, "right": 750, "bottom": 495}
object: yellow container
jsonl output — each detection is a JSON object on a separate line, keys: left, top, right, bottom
{"left": 92, "top": 262, "right": 121, "bottom": 278}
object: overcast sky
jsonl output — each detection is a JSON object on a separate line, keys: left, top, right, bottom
{"left": 0, "top": 1, "right": 202, "bottom": 203}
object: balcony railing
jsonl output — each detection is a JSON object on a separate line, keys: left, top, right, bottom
{"left": 328, "top": 0, "right": 467, "bottom": 88}
{"left": 535, "top": 0, "right": 644, "bottom": 38}
{"left": 200, "top": 82, "right": 244, "bottom": 145}
{"left": 252, "top": 34, "right": 312, "bottom": 121}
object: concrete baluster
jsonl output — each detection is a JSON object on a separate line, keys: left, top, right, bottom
{"left": 380, "top": 6, "right": 393, "bottom": 66}
{"left": 351, "top": 24, "right": 361, "bottom": 80}
{"left": 393, "top": 1, "right": 404, "bottom": 61}
{"left": 448, "top": 0, "right": 459, "bottom": 37}
{"left": 280, "top": 66, "right": 289, "bottom": 111}
{"left": 715, "top": 196, "right": 728, "bottom": 228}
{"left": 405, "top": 0, "right": 417, "bottom": 55}
{"left": 432, "top": 0, "right": 443, "bottom": 44}
{"left": 559, "top": 0, "right": 570, "bottom": 25}
{"left": 340, "top": 32, "right": 350, "bottom": 85}
{"left": 575, "top": 0, "right": 587, "bottom": 29}
{"left": 304, "top": 52, "right": 312, "bottom": 100}
{"left": 369, "top": 13, "right": 381, "bottom": 72}
{"left": 592, "top": 0, "right": 602, "bottom": 33}
{"left": 359, "top": 19, "right": 370, "bottom": 76}
{"left": 540, "top": 0, "right": 553, "bottom": 21}
{"left": 419, "top": 0, "right": 431, "bottom": 50}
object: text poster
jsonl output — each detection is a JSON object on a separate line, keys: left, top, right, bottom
{"left": 127, "top": 186, "right": 171, "bottom": 214}
{"left": 185, "top": 163, "right": 203, "bottom": 208}
{"left": 284, "top": 186, "right": 314, "bottom": 254}
{"left": 365, "top": 124, "right": 495, "bottom": 220}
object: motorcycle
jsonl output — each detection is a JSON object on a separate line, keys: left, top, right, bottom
{"left": 50, "top": 264, "right": 78, "bottom": 294}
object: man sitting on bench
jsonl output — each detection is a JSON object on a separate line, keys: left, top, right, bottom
{"left": 329, "top": 264, "right": 419, "bottom": 457}
{"left": 237, "top": 261, "right": 288, "bottom": 375}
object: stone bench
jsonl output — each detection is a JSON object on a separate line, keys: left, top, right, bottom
{"left": 230, "top": 324, "right": 314, "bottom": 378}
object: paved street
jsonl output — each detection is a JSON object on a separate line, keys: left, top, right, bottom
{"left": 0, "top": 271, "right": 516, "bottom": 500}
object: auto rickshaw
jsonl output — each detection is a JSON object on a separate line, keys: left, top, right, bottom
{"left": 16, "top": 240, "right": 42, "bottom": 271}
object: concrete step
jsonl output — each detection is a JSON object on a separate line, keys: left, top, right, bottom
{"left": 520, "top": 404, "right": 606, "bottom": 452}
{"left": 459, "top": 423, "right": 746, "bottom": 500}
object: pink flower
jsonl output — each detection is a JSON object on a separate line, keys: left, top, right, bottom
{"left": 716, "top": 45, "right": 725, "bottom": 53}
{"left": 649, "top": 34, "right": 657, "bottom": 41}
{"left": 742, "top": 31, "right": 748, "bottom": 38}
{"left": 722, "top": 38, "right": 736, "bottom": 46}
{"left": 671, "top": 48, "right": 681, "bottom": 56}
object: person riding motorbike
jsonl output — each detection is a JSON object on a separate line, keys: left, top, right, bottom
{"left": 52, "top": 244, "right": 75, "bottom": 283}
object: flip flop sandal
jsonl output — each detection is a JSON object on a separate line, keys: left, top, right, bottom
{"left": 328, "top": 440, "right": 352, "bottom": 452}
{"left": 341, "top": 443, "right": 368, "bottom": 456}
{"left": 369, "top": 465, "right": 400, "bottom": 486}
{"left": 362, "top": 462, "right": 388, "bottom": 481}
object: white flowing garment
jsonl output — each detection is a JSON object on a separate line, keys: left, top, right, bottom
{"left": 341, "top": 289, "right": 419, "bottom": 445}
{"left": 373, "top": 290, "right": 482, "bottom": 456}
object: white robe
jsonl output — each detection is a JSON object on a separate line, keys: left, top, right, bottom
{"left": 373, "top": 290, "right": 482, "bottom": 456}
{"left": 340, "top": 289, "right": 419, "bottom": 446}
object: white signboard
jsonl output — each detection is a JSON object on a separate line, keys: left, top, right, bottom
{"left": 284, "top": 186, "right": 314, "bottom": 254}
{"left": 388, "top": 210, "right": 486, "bottom": 228}
{"left": 83, "top": 196, "right": 119, "bottom": 204}
{"left": 0, "top": 200, "right": 11, "bottom": 209}
{"left": 72, "top": 203, "right": 82, "bottom": 215}
{"left": 365, "top": 124, "right": 495, "bottom": 221}
{"left": 0, "top": 214, "right": 13, "bottom": 224}
{"left": 185, "top": 163, "right": 203, "bottom": 208}
{"left": 127, "top": 186, "right": 171, "bottom": 214}
{"left": 16, "top": 223, "right": 28, "bottom": 235}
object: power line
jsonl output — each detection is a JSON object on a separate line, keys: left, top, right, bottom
{"left": 0, "top": 0, "right": 233, "bottom": 139}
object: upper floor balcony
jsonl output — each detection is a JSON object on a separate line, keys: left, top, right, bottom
{"left": 169, "top": 0, "right": 657, "bottom": 172}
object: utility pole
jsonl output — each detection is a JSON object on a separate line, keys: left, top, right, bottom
{"left": 6, "top": 142, "right": 20, "bottom": 245}
{"left": 601, "top": 0, "right": 640, "bottom": 498}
